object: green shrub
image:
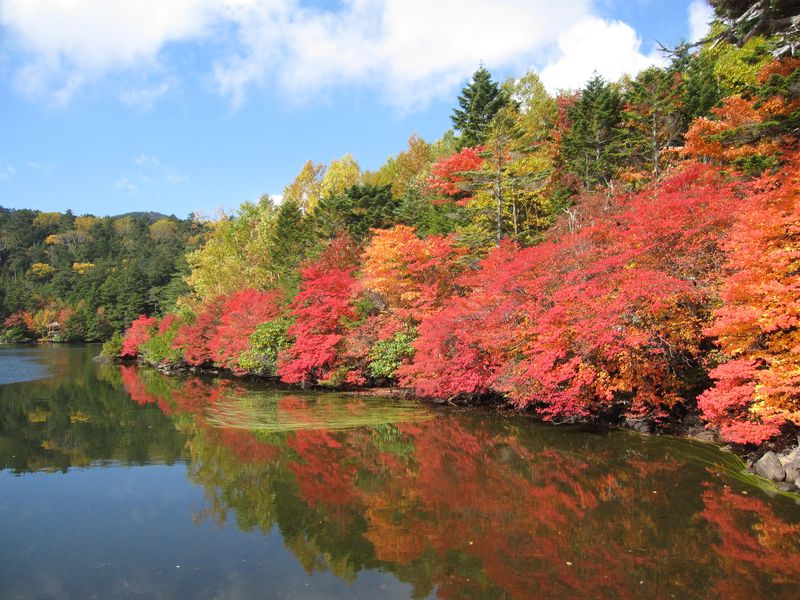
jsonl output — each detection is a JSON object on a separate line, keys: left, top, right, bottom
{"left": 367, "top": 329, "right": 417, "bottom": 380}
{"left": 237, "top": 317, "right": 293, "bottom": 375}
{"left": 138, "top": 324, "right": 182, "bottom": 367}
{"left": 100, "top": 332, "right": 124, "bottom": 358}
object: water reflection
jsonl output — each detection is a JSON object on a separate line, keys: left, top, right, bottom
{"left": 0, "top": 348, "right": 185, "bottom": 473}
{"left": 113, "top": 365, "right": 800, "bottom": 599}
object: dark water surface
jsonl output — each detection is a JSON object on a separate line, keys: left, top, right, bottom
{"left": 1, "top": 346, "right": 798, "bottom": 599}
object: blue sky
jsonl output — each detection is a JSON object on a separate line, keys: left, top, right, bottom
{"left": 0, "top": 0, "right": 713, "bottom": 219}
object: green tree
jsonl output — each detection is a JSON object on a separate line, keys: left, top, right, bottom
{"left": 451, "top": 66, "right": 509, "bottom": 149}
{"left": 678, "top": 48, "right": 722, "bottom": 123}
{"left": 622, "top": 66, "right": 684, "bottom": 177}
{"left": 314, "top": 184, "right": 398, "bottom": 242}
{"left": 269, "top": 198, "right": 313, "bottom": 293}
{"left": 561, "top": 75, "right": 624, "bottom": 189}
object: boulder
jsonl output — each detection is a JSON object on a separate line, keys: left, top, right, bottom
{"left": 784, "top": 457, "right": 800, "bottom": 482}
{"left": 779, "top": 447, "right": 799, "bottom": 465}
{"left": 755, "top": 452, "right": 785, "bottom": 482}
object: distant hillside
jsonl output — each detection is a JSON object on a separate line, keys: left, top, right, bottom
{"left": 113, "top": 211, "right": 175, "bottom": 223}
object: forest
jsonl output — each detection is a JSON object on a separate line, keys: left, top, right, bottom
{"left": 4, "top": 0, "right": 799, "bottom": 447}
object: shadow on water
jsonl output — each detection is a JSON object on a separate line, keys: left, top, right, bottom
{"left": 1, "top": 345, "right": 799, "bottom": 599}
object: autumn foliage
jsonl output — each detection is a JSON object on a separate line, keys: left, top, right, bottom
{"left": 278, "top": 236, "right": 362, "bottom": 385}
{"left": 403, "top": 164, "right": 737, "bottom": 420}
{"left": 113, "top": 56, "right": 800, "bottom": 446}
{"left": 207, "top": 288, "right": 282, "bottom": 373}
{"left": 361, "top": 225, "right": 465, "bottom": 320}
{"left": 427, "top": 146, "right": 484, "bottom": 204}
{"left": 698, "top": 151, "right": 800, "bottom": 443}
{"left": 120, "top": 315, "right": 158, "bottom": 358}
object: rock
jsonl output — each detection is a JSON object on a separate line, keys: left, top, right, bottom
{"left": 690, "top": 429, "right": 717, "bottom": 443}
{"left": 784, "top": 457, "right": 800, "bottom": 482}
{"left": 626, "top": 419, "right": 653, "bottom": 434}
{"left": 92, "top": 355, "right": 112, "bottom": 364}
{"left": 775, "top": 481, "right": 795, "bottom": 492}
{"left": 795, "top": 478, "right": 800, "bottom": 490}
{"left": 755, "top": 452, "right": 785, "bottom": 482}
{"left": 779, "top": 447, "right": 799, "bottom": 465}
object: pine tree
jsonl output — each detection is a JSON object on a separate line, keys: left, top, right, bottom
{"left": 561, "top": 75, "right": 624, "bottom": 189}
{"left": 451, "top": 66, "right": 509, "bottom": 149}
{"left": 679, "top": 49, "right": 721, "bottom": 124}
{"left": 622, "top": 66, "right": 684, "bottom": 177}
{"left": 269, "top": 198, "right": 312, "bottom": 293}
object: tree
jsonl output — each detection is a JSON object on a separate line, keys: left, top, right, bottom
{"left": 451, "top": 66, "right": 509, "bottom": 149}
{"left": 361, "top": 225, "right": 465, "bottom": 320}
{"left": 283, "top": 160, "right": 326, "bottom": 214}
{"left": 120, "top": 315, "right": 158, "bottom": 358}
{"left": 269, "top": 198, "right": 313, "bottom": 293}
{"left": 185, "top": 196, "right": 278, "bottom": 298}
{"left": 173, "top": 298, "right": 225, "bottom": 366}
{"left": 402, "top": 163, "right": 739, "bottom": 421}
{"left": 278, "top": 236, "right": 361, "bottom": 385}
{"left": 561, "top": 75, "right": 624, "bottom": 189}
{"left": 698, "top": 151, "right": 800, "bottom": 444}
{"left": 207, "top": 289, "right": 283, "bottom": 373}
{"left": 708, "top": 1, "right": 800, "bottom": 55}
{"left": 314, "top": 184, "right": 399, "bottom": 242}
{"left": 319, "top": 154, "right": 362, "bottom": 200}
{"left": 622, "top": 66, "right": 684, "bottom": 178}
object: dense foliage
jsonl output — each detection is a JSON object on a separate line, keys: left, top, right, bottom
{"left": 0, "top": 210, "right": 202, "bottom": 341}
{"left": 89, "top": 3, "right": 800, "bottom": 445}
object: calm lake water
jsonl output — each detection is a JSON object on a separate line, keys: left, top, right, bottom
{"left": 1, "top": 345, "right": 799, "bottom": 599}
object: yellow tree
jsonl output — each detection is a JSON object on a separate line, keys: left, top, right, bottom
{"left": 367, "top": 135, "right": 433, "bottom": 199}
{"left": 185, "top": 196, "right": 279, "bottom": 301}
{"left": 283, "top": 160, "right": 325, "bottom": 214}
{"left": 319, "top": 154, "right": 361, "bottom": 200}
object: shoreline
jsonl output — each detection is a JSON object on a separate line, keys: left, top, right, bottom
{"left": 101, "top": 353, "right": 800, "bottom": 498}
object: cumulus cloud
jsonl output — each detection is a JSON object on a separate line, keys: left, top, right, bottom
{"left": 539, "top": 17, "right": 665, "bottom": 92}
{"left": 688, "top": 0, "right": 714, "bottom": 43}
{"left": 211, "top": 0, "right": 593, "bottom": 108}
{"left": 1, "top": 0, "right": 213, "bottom": 103}
{"left": 1, "top": 0, "right": 672, "bottom": 108}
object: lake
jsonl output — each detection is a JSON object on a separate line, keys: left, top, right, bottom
{"left": 1, "top": 345, "right": 798, "bottom": 599}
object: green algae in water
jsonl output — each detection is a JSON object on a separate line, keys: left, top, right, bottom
{"left": 204, "top": 391, "right": 433, "bottom": 433}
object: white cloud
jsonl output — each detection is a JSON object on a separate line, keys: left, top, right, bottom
{"left": 115, "top": 155, "right": 185, "bottom": 193}
{"left": 688, "top": 0, "right": 714, "bottom": 43}
{"left": 1, "top": 0, "right": 214, "bottom": 102}
{"left": 27, "top": 161, "right": 56, "bottom": 172}
{"left": 2, "top": 0, "right": 672, "bottom": 108}
{"left": 0, "top": 163, "right": 15, "bottom": 181}
{"left": 119, "top": 79, "right": 174, "bottom": 110}
{"left": 539, "top": 17, "right": 665, "bottom": 92}
{"left": 212, "top": 0, "right": 593, "bottom": 109}
{"left": 114, "top": 176, "right": 138, "bottom": 193}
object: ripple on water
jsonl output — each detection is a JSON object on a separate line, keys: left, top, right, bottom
{"left": 0, "top": 347, "right": 50, "bottom": 385}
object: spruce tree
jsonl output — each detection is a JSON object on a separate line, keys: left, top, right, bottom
{"left": 562, "top": 75, "right": 624, "bottom": 189}
{"left": 269, "top": 198, "right": 312, "bottom": 293}
{"left": 451, "top": 66, "right": 508, "bottom": 149}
